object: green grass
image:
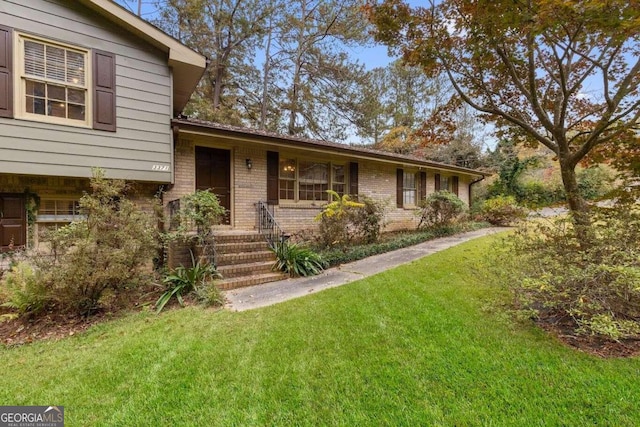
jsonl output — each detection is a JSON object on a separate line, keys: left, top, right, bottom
{"left": 2, "top": 233, "right": 640, "bottom": 426}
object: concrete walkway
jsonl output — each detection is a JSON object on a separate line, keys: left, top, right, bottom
{"left": 225, "top": 227, "right": 506, "bottom": 311}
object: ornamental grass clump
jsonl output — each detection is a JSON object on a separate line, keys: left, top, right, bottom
{"left": 272, "top": 242, "right": 326, "bottom": 277}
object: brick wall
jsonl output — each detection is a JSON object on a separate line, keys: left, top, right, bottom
{"left": 170, "top": 132, "right": 477, "bottom": 235}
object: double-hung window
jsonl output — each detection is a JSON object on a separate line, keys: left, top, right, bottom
{"left": 279, "top": 158, "right": 296, "bottom": 201}
{"left": 20, "top": 36, "right": 89, "bottom": 125}
{"left": 403, "top": 171, "right": 417, "bottom": 206}
{"left": 332, "top": 164, "right": 346, "bottom": 196}
{"left": 299, "top": 161, "right": 328, "bottom": 201}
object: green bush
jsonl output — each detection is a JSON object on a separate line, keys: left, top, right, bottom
{"left": 1, "top": 170, "right": 159, "bottom": 318}
{"left": 0, "top": 261, "right": 49, "bottom": 316}
{"left": 315, "top": 191, "right": 365, "bottom": 247}
{"left": 178, "top": 189, "right": 226, "bottom": 236}
{"left": 46, "top": 171, "right": 159, "bottom": 315}
{"left": 481, "top": 195, "right": 527, "bottom": 226}
{"left": 518, "top": 180, "right": 565, "bottom": 208}
{"left": 577, "top": 166, "right": 615, "bottom": 200}
{"left": 346, "top": 196, "right": 387, "bottom": 244}
{"left": 417, "top": 191, "right": 466, "bottom": 228}
{"left": 272, "top": 242, "right": 326, "bottom": 277}
{"left": 156, "top": 253, "right": 221, "bottom": 313}
{"left": 490, "top": 200, "right": 640, "bottom": 341}
{"left": 320, "top": 221, "right": 488, "bottom": 267}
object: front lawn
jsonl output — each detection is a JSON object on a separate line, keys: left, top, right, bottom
{"left": 2, "top": 233, "right": 639, "bottom": 426}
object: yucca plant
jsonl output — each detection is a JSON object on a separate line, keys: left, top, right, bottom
{"left": 156, "top": 251, "right": 221, "bottom": 313}
{"left": 272, "top": 242, "right": 327, "bottom": 277}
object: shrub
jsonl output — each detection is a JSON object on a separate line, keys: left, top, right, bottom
{"left": 272, "top": 242, "right": 326, "bottom": 277}
{"left": 156, "top": 253, "right": 221, "bottom": 313}
{"left": 315, "top": 191, "right": 365, "bottom": 247}
{"left": 481, "top": 195, "right": 527, "bottom": 226}
{"left": 347, "top": 196, "right": 387, "bottom": 244}
{"left": 417, "top": 191, "right": 466, "bottom": 228}
{"left": 1, "top": 169, "right": 159, "bottom": 318}
{"left": 0, "top": 261, "right": 49, "bottom": 316}
{"left": 178, "top": 190, "right": 226, "bottom": 236}
{"left": 577, "top": 166, "right": 615, "bottom": 200}
{"left": 43, "top": 170, "right": 159, "bottom": 315}
{"left": 518, "top": 180, "right": 565, "bottom": 208}
{"left": 491, "top": 199, "right": 640, "bottom": 341}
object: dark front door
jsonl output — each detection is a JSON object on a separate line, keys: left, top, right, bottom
{"left": 195, "top": 147, "right": 231, "bottom": 225}
{"left": 0, "top": 194, "right": 26, "bottom": 252}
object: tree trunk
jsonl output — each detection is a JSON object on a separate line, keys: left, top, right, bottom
{"left": 559, "top": 160, "right": 591, "bottom": 244}
{"left": 212, "top": 65, "right": 224, "bottom": 110}
{"left": 260, "top": 17, "right": 273, "bottom": 130}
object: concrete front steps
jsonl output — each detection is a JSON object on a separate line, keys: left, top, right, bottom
{"left": 214, "top": 231, "right": 287, "bottom": 290}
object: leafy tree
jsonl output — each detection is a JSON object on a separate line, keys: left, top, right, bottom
{"left": 367, "top": 0, "right": 640, "bottom": 238}
{"left": 155, "top": 0, "right": 272, "bottom": 123}
{"left": 276, "top": 0, "right": 371, "bottom": 140}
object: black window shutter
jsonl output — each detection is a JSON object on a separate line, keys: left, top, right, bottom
{"left": 452, "top": 176, "right": 459, "bottom": 196}
{"left": 0, "top": 25, "right": 13, "bottom": 119}
{"left": 349, "top": 162, "right": 358, "bottom": 197}
{"left": 267, "top": 151, "right": 279, "bottom": 205}
{"left": 434, "top": 173, "right": 441, "bottom": 191}
{"left": 419, "top": 171, "right": 427, "bottom": 202}
{"left": 396, "top": 168, "right": 403, "bottom": 208}
{"left": 93, "top": 50, "right": 116, "bottom": 131}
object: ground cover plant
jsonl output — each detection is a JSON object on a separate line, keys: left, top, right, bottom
{"left": 2, "top": 234, "right": 639, "bottom": 426}
{"left": 319, "top": 221, "right": 487, "bottom": 267}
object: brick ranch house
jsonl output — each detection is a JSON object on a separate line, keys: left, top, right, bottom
{"left": 166, "top": 119, "right": 487, "bottom": 233}
{"left": 0, "top": 0, "right": 486, "bottom": 286}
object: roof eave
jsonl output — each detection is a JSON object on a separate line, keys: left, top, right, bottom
{"left": 172, "top": 119, "right": 489, "bottom": 177}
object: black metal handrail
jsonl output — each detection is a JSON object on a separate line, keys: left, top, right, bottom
{"left": 257, "top": 201, "right": 288, "bottom": 248}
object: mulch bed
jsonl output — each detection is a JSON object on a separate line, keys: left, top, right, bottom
{"left": 537, "top": 313, "right": 640, "bottom": 358}
{"left": 0, "top": 284, "right": 163, "bottom": 347}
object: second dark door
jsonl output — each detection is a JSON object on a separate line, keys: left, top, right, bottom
{"left": 195, "top": 146, "right": 231, "bottom": 225}
{"left": 0, "top": 194, "right": 27, "bottom": 252}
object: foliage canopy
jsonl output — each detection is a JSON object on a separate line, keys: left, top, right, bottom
{"left": 367, "top": 0, "right": 640, "bottom": 229}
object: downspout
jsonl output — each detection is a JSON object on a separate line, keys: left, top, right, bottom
{"left": 469, "top": 175, "right": 486, "bottom": 207}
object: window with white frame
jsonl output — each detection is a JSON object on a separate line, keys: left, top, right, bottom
{"left": 403, "top": 171, "right": 417, "bottom": 206}
{"left": 36, "top": 199, "right": 82, "bottom": 223}
{"left": 19, "top": 35, "right": 89, "bottom": 125}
